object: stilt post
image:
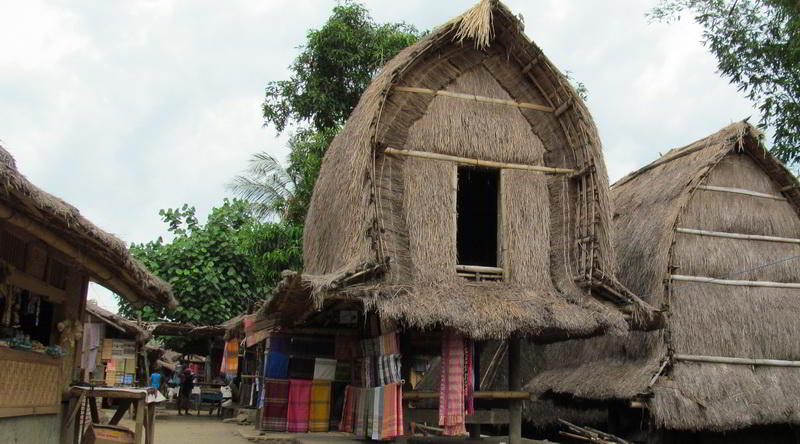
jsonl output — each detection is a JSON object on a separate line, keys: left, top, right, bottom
{"left": 508, "top": 334, "right": 522, "bottom": 444}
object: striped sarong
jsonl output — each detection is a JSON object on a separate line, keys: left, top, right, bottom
{"left": 261, "top": 378, "right": 289, "bottom": 432}
{"left": 287, "top": 379, "right": 312, "bottom": 433}
{"left": 439, "top": 328, "right": 467, "bottom": 436}
{"left": 309, "top": 380, "right": 332, "bottom": 432}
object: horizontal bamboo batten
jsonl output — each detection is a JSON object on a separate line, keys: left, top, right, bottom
{"left": 403, "top": 391, "right": 532, "bottom": 400}
{"left": 393, "top": 86, "right": 555, "bottom": 112}
{"left": 675, "top": 354, "right": 800, "bottom": 368}
{"left": 456, "top": 264, "right": 504, "bottom": 274}
{"left": 383, "top": 148, "right": 575, "bottom": 174}
{"left": 671, "top": 274, "right": 800, "bottom": 289}
{"left": 696, "top": 184, "right": 786, "bottom": 201}
{"left": 675, "top": 227, "right": 800, "bottom": 244}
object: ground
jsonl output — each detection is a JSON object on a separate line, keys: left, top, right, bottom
{"left": 109, "top": 408, "right": 252, "bottom": 444}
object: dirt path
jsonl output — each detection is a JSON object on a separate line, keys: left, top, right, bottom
{"left": 106, "top": 408, "right": 253, "bottom": 444}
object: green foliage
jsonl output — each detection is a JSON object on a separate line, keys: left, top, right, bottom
{"left": 117, "top": 200, "right": 302, "bottom": 328}
{"left": 262, "top": 0, "right": 421, "bottom": 133}
{"left": 650, "top": 0, "right": 800, "bottom": 163}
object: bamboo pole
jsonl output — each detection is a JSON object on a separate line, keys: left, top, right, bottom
{"left": 671, "top": 274, "right": 800, "bottom": 289}
{"left": 675, "top": 227, "right": 800, "bottom": 244}
{"left": 674, "top": 354, "right": 800, "bottom": 367}
{"left": 508, "top": 334, "right": 522, "bottom": 444}
{"left": 383, "top": 147, "right": 575, "bottom": 174}
{"left": 393, "top": 86, "right": 554, "bottom": 112}
{"left": 455, "top": 264, "right": 504, "bottom": 274}
{"left": 696, "top": 185, "right": 786, "bottom": 201}
{"left": 403, "top": 391, "right": 531, "bottom": 400}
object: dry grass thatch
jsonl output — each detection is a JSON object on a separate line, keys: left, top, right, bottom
{"left": 266, "top": 0, "right": 659, "bottom": 341}
{"left": 0, "top": 146, "right": 176, "bottom": 309}
{"left": 525, "top": 121, "right": 800, "bottom": 432}
{"left": 86, "top": 300, "right": 151, "bottom": 342}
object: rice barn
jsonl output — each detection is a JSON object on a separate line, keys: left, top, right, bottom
{"left": 252, "top": 0, "right": 660, "bottom": 442}
{"left": 525, "top": 122, "right": 800, "bottom": 443}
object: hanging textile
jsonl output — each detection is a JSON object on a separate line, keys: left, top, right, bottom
{"left": 220, "top": 339, "right": 239, "bottom": 378}
{"left": 353, "top": 386, "right": 368, "bottom": 437}
{"left": 334, "top": 361, "right": 352, "bottom": 382}
{"left": 261, "top": 379, "right": 289, "bottom": 432}
{"left": 288, "top": 356, "right": 315, "bottom": 380}
{"left": 309, "top": 380, "right": 332, "bottom": 432}
{"left": 358, "top": 331, "right": 400, "bottom": 358}
{"left": 313, "top": 358, "right": 337, "bottom": 381}
{"left": 339, "top": 385, "right": 356, "bottom": 433}
{"left": 287, "top": 379, "right": 313, "bottom": 433}
{"left": 266, "top": 334, "right": 289, "bottom": 353}
{"left": 377, "top": 354, "right": 402, "bottom": 386}
{"left": 439, "top": 328, "right": 468, "bottom": 436}
{"left": 334, "top": 335, "right": 356, "bottom": 360}
{"left": 81, "top": 323, "right": 101, "bottom": 372}
{"left": 330, "top": 382, "right": 348, "bottom": 430}
{"left": 265, "top": 352, "right": 289, "bottom": 379}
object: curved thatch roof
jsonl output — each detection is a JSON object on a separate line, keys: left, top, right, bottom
{"left": 0, "top": 146, "right": 176, "bottom": 309}
{"left": 262, "top": 0, "right": 660, "bottom": 340}
{"left": 86, "top": 300, "right": 150, "bottom": 342}
{"left": 525, "top": 121, "right": 800, "bottom": 432}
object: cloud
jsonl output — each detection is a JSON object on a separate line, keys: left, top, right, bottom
{"left": 0, "top": 0, "right": 761, "bottom": 312}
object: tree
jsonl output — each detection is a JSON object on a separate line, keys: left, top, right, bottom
{"left": 262, "top": 0, "right": 421, "bottom": 133}
{"left": 650, "top": 0, "right": 800, "bottom": 163}
{"left": 229, "top": 127, "right": 337, "bottom": 225}
{"left": 117, "top": 200, "right": 302, "bottom": 326}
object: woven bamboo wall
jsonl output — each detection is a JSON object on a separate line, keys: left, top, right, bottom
{"left": 0, "top": 348, "right": 61, "bottom": 411}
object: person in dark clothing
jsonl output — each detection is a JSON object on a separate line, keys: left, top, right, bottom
{"left": 178, "top": 368, "right": 194, "bottom": 415}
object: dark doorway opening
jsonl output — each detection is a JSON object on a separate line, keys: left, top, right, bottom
{"left": 457, "top": 166, "right": 499, "bottom": 267}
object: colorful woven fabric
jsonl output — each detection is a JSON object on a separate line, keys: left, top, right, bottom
{"left": 381, "top": 383, "right": 404, "bottom": 439}
{"left": 357, "top": 331, "right": 400, "bottom": 358}
{"left": 266, "top": 334, "right": 289, "bottom": 353}
{"left": 339, "top": 385, "right": 356, "bottom": 433}
{"left": 287, "top": 379, "right": 312, "bottom": 433}
{"left": 265, "top": 352, "right": 289, "bottom": 379}
{"left": 465, "top": 339, "right": 475, "bottom": 416}
{"left": 309, "top": 380, "right": 332, "bottom": 432}
{"left": 370, "top": 385, "right": 384, "bottom": 440}
{"left": 353, "top": 386, "right": 367, "bottom": 437}
{"left": 439, "top": 329, "right": 467, "bottom": 436}
{"left": 261, "top": 379, "right": 289, "bottom": 432}
{"left": 334, "top": 361, "right": 352, "bottom": 382}
{"left": 330, "top": 382, "right": 348, "bottom": 430}
{"left": 288, "top": 356, "right": 315, "bottom": 380}
{"left": 313, "top": 358, "right": 337, "bottom": 381}
{"left": 377, "top": 354, "right": 402, "bottom": 386}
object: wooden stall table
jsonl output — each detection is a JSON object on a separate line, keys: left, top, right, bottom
{"left": 192, "top": 382, "right": 225, "bottom": 416}
{"left": 65, "top": 386, "right": 166, "bottom": 444}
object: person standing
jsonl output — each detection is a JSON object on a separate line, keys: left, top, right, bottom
{"left": 150, "top": 370, "right": 162, "bottom": 390}
{"left": 178, "top": 368, "right": 194, "bottom": 415}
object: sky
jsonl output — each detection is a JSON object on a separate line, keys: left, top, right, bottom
{"left": 0, "top": 0, "right": 759, "bottom": 312}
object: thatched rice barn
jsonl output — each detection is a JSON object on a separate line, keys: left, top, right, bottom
{"left": 525, "top": 121, "right": 800, "bottom": 443}
{"left": 0, "top": 145, "right": 175, "bottom": 443}
{"left": 260, "top": 0, "right": 659, "bottom": 441}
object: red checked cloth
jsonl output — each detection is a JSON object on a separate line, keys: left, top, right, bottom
{"left": 439, "top": 329, "right": 468, "bottom": 436}
{"left": 287, "top": 379, "right": 312, "bottom": 432}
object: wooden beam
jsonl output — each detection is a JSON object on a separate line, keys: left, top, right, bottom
{"left": 674, "top": 354, "right": 800, "bottom": 367}
{"left": 508, "top": 334, "right": 522, "bottom": 444}
{"left": 393, "top": 86, "right": 554, "bottom": 112}
{"left": 554, "top": 98, "right": 573, "bottom": 117}
{"left": 406, "top": 409, "right": 510, "bottom": 425}
{"left": 676, "top": 227, "right": 800, "bottom": 244}
{"left": 671, "top": 274, "right": 800, "bottom": 289}
{"left": 455, "top": 264, "right": 504, "bottom": 274}
{"left": 383, "top": 147, "right": 575, "bottom": 174}
{"left": 0, "top": 405, "right": 60, "bottom": 418}
{"left": 403, "top": 391, "right": 532, "bottom": 400}
{"left": 8, "top": 267, "right": 67, "bottom": 303}
{"left": 697, "top": 185, "right": 786, "bottom": 201}
{"left": 0, "top": 202, "right": 147, "bottom": 307}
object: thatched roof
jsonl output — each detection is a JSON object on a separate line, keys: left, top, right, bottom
{"left": 525, "top": 121, "right": 800, "bottom": 432}
{"left": 86, "top": 300, "right": 150, "bottom": 342}
{"left": 0, "top": 145, "right": 176, "bottom": 308}
{"left": 261, "top": 0, "right": 660, "bottom": 341}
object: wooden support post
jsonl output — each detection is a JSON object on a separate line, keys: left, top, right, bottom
{"left": 109, "top": 400, "right": 131, "bottom": 425}
{"left": 89, "top": 397, "right": 100, "bottom": 423}
{"left": 508, "top": 335, "right": 522, "bottom": 444}
{"left": 469, "top": 341, "right": 482, "bottom": 440}
{"left": 400, "top": 329, "right": 414, "bottom": 436}
{"left": 134, "top": 399, "right": 145, "bottom": 444}
{"left": 145, "top": 404, "right": 156, "bottom": 444}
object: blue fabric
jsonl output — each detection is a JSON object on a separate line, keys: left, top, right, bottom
{"left": 150, "top": 373, "right": 162, "bottom": 388}
{"left": 266, "top": 352, "right": 289, "bottom": 379}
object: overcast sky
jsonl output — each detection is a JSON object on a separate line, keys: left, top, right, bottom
{"left": 1, "top": 0, "right": 758, "bottom": 312}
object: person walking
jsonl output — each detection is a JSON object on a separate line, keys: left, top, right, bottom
{"left": 178, "top": 368, "right": 195, "bottom": 415}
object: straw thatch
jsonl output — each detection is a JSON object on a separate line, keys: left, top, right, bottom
{"left": 262, "top": 0, "right": 659, "bottom": 341}
{"left": 86, "top": 300, "right": 151, "bottom": 342}
{"left": 0, "top": 145, "right": 176, "bottom": 308}
{"left": 525, "top": 121, "right": 800, "bottom": 432}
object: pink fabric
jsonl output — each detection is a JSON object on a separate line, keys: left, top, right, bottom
{"left": 465, "top": 339, "right": 475, "bottom": 416}
{"left": 439, "top": 329, "right": 467, "bottom": 436}
{"left": 287, "top": 379, "right": 312, "bottom": 433}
